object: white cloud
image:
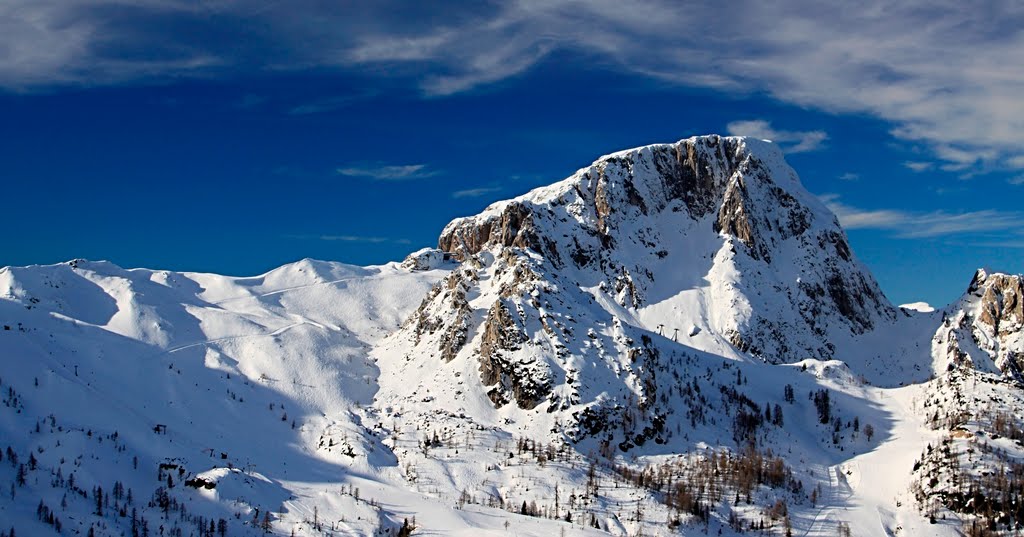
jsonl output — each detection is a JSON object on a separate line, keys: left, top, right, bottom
{"left": 320, "top": 235, "right": 389, "bottom": 243}
{"left": 318, "top": 235, "right": 411, "bottom": 244}
{"left": 452, "top": 186, "right": 502, "bottom": 199}
{"left": 820, "top": 194, "right": 1024, "bottom": 239}
{"left": 838, "top": 173, "right": 859, "bottom": 182}
{"left": 974, "top": 240, "right": 1024, "bottom": 249}
{"left": 726, "top": 120, "right": 827, "bottom": 153}
{"left": 899, "top": 302, "right": 935, "bottom": 313}
{"left": 335, "top": 163, "right": 439, "bottom": 181}
{"left": 903, "top": 161, "right": 934, "bottom": 172}
{"left": 285, "top": 234, "right": 411, "bottom": 245}
{"left": 894, "top": 211, "right": 1024, "bottom": 238}
{"left": 3, "top": 1, "right": 1024, "bottom": 175}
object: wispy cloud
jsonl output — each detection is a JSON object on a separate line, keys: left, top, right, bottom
{"left": 971, "top": 240, "right": 1024, "bottom": 249}
{"left": 725, "top": 120, "right": 827, "bottom": 153}
{"left": 288, "top": 92, "right": 375, "bottom": 115}
{"left": 819, "top": 194, "right": 1024, "bottom": 239}
{"left": 903, "top": 161, "right": 934, "bottom": 173}
{"left": 932, "top": 185, "right": 967, "bottom": 196}
{"left": 1009, "top": 176, "right": 1024, "bottom": 186}
{"left": 336, "top": 163, "right": 439, "bottom": 181}
{"left": 2, "top": 2, "right": 1024, "bottom": 176}
{"left": 838, "top": 173, "right": 859, "bottom": 182}
{"left": 932, "top": 145, "right": 996, "bottom": 174}
{"left": 285, "top": 234, "right": 411, "bottom": 245}
{"left": 452, "top": 186, "right": 502, "bottom": 199}
{"left": 319, "top": 235, "right": 412, "bottom": 245}
{"left": 966, "top": 239, "right": 1024, "bottom": 249}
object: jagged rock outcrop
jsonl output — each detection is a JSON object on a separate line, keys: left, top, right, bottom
{"left": 438, "top": 201, "right": 561, "bottom": 265}
{"left": 382, "top": 134, "right": 899, "bottom": 449}
{"left": 936, "top": 269, "right": 1024, "bottom": 376}
{"left": 436, "top": 135, "right": 894, "bottom": 362}
{"left": 400, "top": 247, "right": 454, "bottom": 272}
{"left": 478, "top": 298, "right": 551, "bottom": 409}
{"left": 973, "top": 270, "right": 1024, "bottom": 338}
{"left": 404, "top": 269, "right": 473, "bottom": 362}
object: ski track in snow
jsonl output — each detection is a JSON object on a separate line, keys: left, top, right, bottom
{"left": 161, "top": 320, "right": 324, "bottom": 356}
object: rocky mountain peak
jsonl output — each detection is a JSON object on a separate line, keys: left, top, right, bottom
{"left": 434, "top": 135, "right": 893, "bottom": 355}
{"left": 935, "top": 269, "right": 1024, "bottom": 375}
{"left": 438, "top": 135, "right": 790, "bottom": 262}
{"left": 375, "top": 135, "right": 903, "bottom": 444}
{"left": 968, "top": 269, "right": 1024, "bottom": 336}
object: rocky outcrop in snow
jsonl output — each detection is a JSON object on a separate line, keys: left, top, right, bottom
{"left": 400, "top": 248, "right": 456, "bottom": 272}
{"left": 381, "top": 135, "right": 899, "bottom": 447}
{"left": 404, "top": 269, "right": 473, "bottom": 362}
{"left": 935, "top": 269, "right": 1024, "bottom": 375}
{"left": 973, "top": 270, "right": 1023, "bottom": 339}
{"left": 435, "top": 135, "right": 893, "bottom": 363}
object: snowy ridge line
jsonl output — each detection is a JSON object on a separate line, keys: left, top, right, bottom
{"left": 209, "top": 275, "right": 367, "bottom": 306}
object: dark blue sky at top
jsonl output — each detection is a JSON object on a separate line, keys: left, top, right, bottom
{"left": 1, "top": 2, "right": 1022, "bottom": 308}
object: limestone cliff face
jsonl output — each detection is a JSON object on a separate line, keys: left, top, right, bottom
{"left": 969, "top": 270, "right": 1023, "bottom": 371}
{"left": 403, "top": 269, "right": 473, "bottom": 363}
{"left": 934, "top": 270, "right": 1024, "bottom": 375}
{"left": 973, "top": 270, "right": 1024, "bottom": 340}
{"left": 478, "top": 298, "right": 551, "bottom": 409}
{"left": 438, "top": 202, "right": 540, "bottom": 259}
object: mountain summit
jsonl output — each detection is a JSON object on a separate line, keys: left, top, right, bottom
{"left": 935, "top": 268, "right": 1024, "bottom": 375}
{"left": 435, "top": 136, "right": 894, "bottom": 363}
{"left": 375, "top": 135, "right": 899, "bottom": 451}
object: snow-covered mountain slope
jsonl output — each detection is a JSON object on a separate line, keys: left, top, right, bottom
{"left": 2, "top": 135, "right": 1023, "bottom": 537}
{"left": 0, "top": 258, "right": 452, "bottom": 536}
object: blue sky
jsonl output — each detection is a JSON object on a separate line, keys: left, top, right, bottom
{"left": 1, "top": 1, "right": 1022, "bottom": 307}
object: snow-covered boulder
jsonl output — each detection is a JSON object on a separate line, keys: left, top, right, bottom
{"left": 401, "top": 247, "right": 455, "bottom": 272}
